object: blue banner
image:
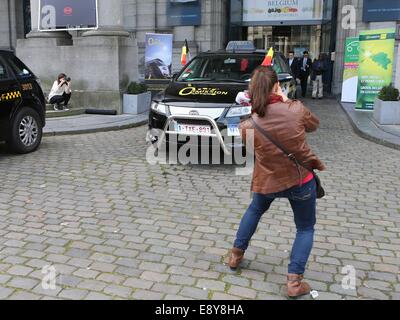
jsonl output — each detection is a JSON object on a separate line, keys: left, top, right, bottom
{"left": 363, "top": 0, "right": 400, "bottom": 22}
{"left": 167, "top": 0, "right": 202, "bottom": 26}
{"left": 145, "top": 33, "right": 173, "bottom": 80}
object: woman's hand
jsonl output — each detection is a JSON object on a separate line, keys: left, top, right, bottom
{"left": 275, "top": 84, "right": 289, "bottom": 102}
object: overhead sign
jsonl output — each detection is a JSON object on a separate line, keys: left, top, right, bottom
{"left": 167, "top": 0, "right": 202, "bottom": 26}
{"left": 341, "top": 37, "right": 359, "bottom": 103}
{"left": 243, "top": 0, "right": 323, "bottom": 25}
{"left": 145, "top": 33, "right": 173, "bottom": 80}
{"left": 39, "top": 0, "right": 98, "bottom": 31}
{"left": 363, "top": 0, "right": 400, "bottom": 22}
{"left": 356, "top": 29, "right": 396, "bottom": 110}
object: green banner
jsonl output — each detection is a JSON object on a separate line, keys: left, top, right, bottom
{"left": 356, "top": 28, "right": 396, "bottom": 110}
{"left": 341, "top": 37, "right": 359, "bottom": 103}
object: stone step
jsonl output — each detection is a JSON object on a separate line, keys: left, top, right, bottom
{"left": 46, "top": 103, "right": 73, "bottom": 111}
{"left": 46, "top": 108, "right": 86, "bottom": 118}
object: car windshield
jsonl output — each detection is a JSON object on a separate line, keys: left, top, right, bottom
{"left": 177, "top": 54, "right": 285, "bottom": 82}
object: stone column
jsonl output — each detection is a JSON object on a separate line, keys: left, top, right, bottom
{"left": 195, "top": 0, "right": 226, "bottom": 52}
{"left": 135, "top": 0, "right": 156, "bottom": 41}
{"left": 123, "top": 0, "right": 137, "bottom": 32}
{"left": 82, "top": 0, "right": 129, "bottom": 37}
{"left": 394, "top": 40, "right": 400, "bottom": 90}
{"left": 0, "top": 0, "right": 11, "bottom": 48}
{"left": 174, "top": 26, "right": 195, "bottom": 42}
{"left": 331, "top": 0, "right": 365, "bottom": 95}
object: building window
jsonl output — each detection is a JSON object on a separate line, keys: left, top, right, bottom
{"left": 23, "top": 0, "right": 31, "bottom": 37}
{"left": 247, "top": 25, "right": 322, "bottom": 59}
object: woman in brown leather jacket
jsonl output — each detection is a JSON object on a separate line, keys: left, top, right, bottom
{"left": 229, "top": 66, "right": 326, "bottom": 298}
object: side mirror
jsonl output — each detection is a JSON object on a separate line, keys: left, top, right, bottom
{"left": 172, "top": 72, "right": 179, "bottom": 81}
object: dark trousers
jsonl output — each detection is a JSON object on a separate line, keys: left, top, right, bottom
{"left": 299, "top": 73, "right": 309, "bottom": 97}
{"left": 49, "top": 92, "right": 71, "bottom": 106}
{"left": 234, "top": 179, "right": 317, "bottom": 275}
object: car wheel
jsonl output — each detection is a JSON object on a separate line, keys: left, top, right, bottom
{"left": 8, "top": 107, "right": 43, "bottom": 154}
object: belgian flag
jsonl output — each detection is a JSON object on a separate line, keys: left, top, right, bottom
{"left": 262, "top": 47, "right": 274, "bottom": 67}
{"left": 181, "top": 39, "right": 190, "bottom": 66}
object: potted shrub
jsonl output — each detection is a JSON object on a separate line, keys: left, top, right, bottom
{"left": 373, "top": 84, "right": 400, "bottom": 125}
{"left": 123, "top": 82, "right": 151, "bottom": 114}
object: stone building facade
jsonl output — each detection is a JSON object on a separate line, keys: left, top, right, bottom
{"left": 3, "top": 0, "right": 228, "bottom": 113}
{"left": 1, "top": 0, "right": 400, "bottom": 111}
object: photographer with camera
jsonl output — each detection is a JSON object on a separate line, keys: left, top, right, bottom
{"left": 48, "top": 73, "right": 72, "bottom": 111}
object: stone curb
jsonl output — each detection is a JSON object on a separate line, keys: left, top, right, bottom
{"left": 339, "top": 102, "right": 400, "bottom": 151}
{"left": 43, "top": 118, "right": 148, "bottom": 137}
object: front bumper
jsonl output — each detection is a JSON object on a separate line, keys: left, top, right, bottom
{"left": 148, "top": 109, "right": 246, "bottom": 155}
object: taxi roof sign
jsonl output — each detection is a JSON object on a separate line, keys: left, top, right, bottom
{"left": 226, "top": 41, "right": 256, "bottom": 52}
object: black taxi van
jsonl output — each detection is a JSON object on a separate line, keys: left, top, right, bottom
{"left": 148, "top": 41, "right": 296, "bottom": 155}
{"left": 0, "top": 50, "right": 46, "bottom": 154}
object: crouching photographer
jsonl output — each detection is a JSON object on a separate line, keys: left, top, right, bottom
{"left": 48, "top": 73, "right": 72, "bottom": 111}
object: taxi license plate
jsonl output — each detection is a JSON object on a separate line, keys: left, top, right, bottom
{"left": 175, "top": 123, "right": 212, "bottom": 135}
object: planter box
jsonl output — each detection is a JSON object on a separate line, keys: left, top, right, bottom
{"left": 123, "top": 91, "right": 151, "bottom": 115}
{"left": 373, "top": 98, "right": 400, "bottom": 125}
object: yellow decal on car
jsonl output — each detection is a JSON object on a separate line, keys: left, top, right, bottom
{"left": 179, "top": 86, "right": 228, "bottom": 96}
{"left": 0, "top": 91, "right": 22, "bottom": 102}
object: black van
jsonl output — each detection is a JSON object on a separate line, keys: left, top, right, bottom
{"left": 0, "top": 50, "right": 46, "bottom": 154}
{"left": 148, "top": 41, "right": 296, "bottom": 155}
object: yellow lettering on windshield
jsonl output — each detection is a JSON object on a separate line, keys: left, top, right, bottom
{"left": 179, "top": 87, "right": 228, "bottom": 96}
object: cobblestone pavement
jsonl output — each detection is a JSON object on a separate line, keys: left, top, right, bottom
{"left": 0, "top": 99, "right": 399, "bottom": 300}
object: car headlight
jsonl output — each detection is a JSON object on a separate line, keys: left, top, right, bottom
{"left": 226, "top": 106, "right": 252, "bottom": 118}
{"left": 151, "top": 101, "right": 167, "bottom": 115}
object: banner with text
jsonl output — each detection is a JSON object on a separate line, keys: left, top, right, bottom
{"left": 356, "top": 28, "right": 396, "bottom": 110}
{"left": 39, "top": 0, "right": 97, "bottom": 31}
{"left": 341, "top": 37, "right": 359, "bottom": 103}
{"left": 145, "top": 33, "right": 173, "bottom": 80}
{"left": 166, "top": 0, "right": 201, "bottom": 26}
{"left": 243, "top": 0, "right": 323, "bottom": 25}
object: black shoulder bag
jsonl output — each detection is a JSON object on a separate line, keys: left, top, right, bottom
{"left": 249, "top": 117, "right": 325, "bottom": 199}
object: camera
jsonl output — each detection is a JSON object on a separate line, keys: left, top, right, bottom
{"left": 65, "top": 77, "right": 71, "bottom": 82}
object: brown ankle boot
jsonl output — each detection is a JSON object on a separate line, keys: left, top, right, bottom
{"left": 287, "top": 274, "right": 311, "bottom": 298}
{"left": 228, "top": 248, "right": 244, "bottom": 270}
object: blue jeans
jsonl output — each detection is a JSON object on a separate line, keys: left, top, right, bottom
{"left": 234, "top": 179, "right": 317, "bottom": 275}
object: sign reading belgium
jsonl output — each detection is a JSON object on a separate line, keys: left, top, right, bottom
{"left": 243, "top": 0, "right": 323, "bottom": 24}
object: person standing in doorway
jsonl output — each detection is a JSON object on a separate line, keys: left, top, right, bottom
{"left": 229, "top": 66, "right": 326, "bottom": 298}
{"left": 298, "top": 51, "right": 312, "bottom": 98}
{"left": 286, "top": 51, "right": 299, "bottom": 80}
{"left": 311, "top": 53, "right": 327, "bottom": 99}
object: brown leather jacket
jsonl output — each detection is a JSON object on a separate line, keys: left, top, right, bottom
{"left": 240, "top": 99, "right": 326, "bottom": 194}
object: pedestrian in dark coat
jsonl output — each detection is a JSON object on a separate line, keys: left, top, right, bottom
{"left": 298, "top": 51, "right": 312, "bottom": 98}
{"left": 286, "top": 51, "right": 299, "bottom": 80}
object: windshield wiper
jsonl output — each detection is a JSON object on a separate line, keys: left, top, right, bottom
{"left": 212, "top": 79, "right": 247, "bottom": 83}
{"left": 179, "top": 78, "right": 214, "bottom": 82}
{"left": 179, "top": 78, "right": 246, "bottom": 83}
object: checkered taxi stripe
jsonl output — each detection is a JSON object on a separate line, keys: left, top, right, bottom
{"left": 0, "top": 91, "right": 22, "bottom": 101}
